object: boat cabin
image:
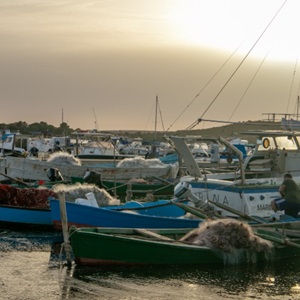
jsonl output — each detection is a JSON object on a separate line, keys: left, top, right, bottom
{"left": 243, "top": 131, "right": 300, "bottom": 177}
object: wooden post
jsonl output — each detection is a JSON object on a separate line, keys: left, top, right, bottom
{"left": 58, "top": 192, "right": 73, "bottom": 268}
{"left": 125, "top": 183, "right": 132, "bottom": 202}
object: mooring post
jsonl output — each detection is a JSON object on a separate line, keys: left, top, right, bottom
{"left": 58, "top": 192, "right": 73, "bottom": 268}
{"left": 125, "top": 183, "right": 132, "bottom": 202}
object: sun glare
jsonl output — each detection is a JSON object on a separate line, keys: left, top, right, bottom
{"left": 167, "top": 0, "right": 300, "bottom": 61}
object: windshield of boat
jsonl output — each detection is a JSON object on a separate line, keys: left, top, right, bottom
{"left": 257, "top": 136, "right": 298, "bottom": 151}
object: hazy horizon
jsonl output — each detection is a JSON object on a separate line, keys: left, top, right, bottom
{"left": 1, "top": 0, "right": 299, "bottom": 132}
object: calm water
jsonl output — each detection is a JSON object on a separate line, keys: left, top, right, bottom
{"left": 1, "top": 227, "right": 300, "bottom": 300}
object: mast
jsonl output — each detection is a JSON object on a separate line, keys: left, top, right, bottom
{"left": 154, "top": 95, "right": 158, "bottom": 141}
{"left": 297, "top": 96, "right": 300, "bottom": 120}
{"left": 92, "top": 107, "right": 99, "bottom": 131}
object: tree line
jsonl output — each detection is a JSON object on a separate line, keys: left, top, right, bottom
{"left": 0, "top": 121, "right": 77, "bottom": 136}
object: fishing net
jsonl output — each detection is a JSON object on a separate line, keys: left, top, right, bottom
{"left": 180, "top": 218, "right": 273, "bottom": 254}
{"left": 52, "top": 183, "right": 117, "bottom": 206}
{"left": 0, "top": 184, "right": 56, "bottom": 208}
{"left": 47, "top": 152, "right": 82, "bottom": 165}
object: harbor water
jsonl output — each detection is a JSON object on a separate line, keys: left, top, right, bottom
{"left": 1, "top": 227, "right": 300, "bottom": 300}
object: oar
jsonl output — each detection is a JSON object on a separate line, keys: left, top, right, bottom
{"left": 207, "top": 200, "right": 267, "bottom": 224}
{"left": 251, "top": 220, "right": 300, "bottom": 228}
{"left": 0, "top": 171, "right": 31, "bottom": 187}
{"left": 133, "top": 228, "right": 175, "bottom": 241}
{"left": 255, "top": 232, "right": 300, "bottom": 248}
{"left": 255, "top": 227, "right": 300, "bottom": 238}
{"left": 151, "top": 175, "right": 176, "bottom": 186}
{"left": 173, "top": 202, "right": 208, "bottom": 219}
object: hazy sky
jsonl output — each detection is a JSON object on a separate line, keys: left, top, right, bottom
{"left": 1, "top": 0, "right": 300, "bottom": 131}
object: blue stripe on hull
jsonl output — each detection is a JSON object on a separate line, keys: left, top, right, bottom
{"left": 189, "top": 182, "right": 278, "bottom": 194}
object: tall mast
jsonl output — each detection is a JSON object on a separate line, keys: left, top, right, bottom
{"left": 297, "top": 96, "right": 300, "bottom": 120}
{"left": 92, "top": 107, "right": 99, "bottom": 131}
{"left": 154, "top": 95, "right": 158, "bottom": 141}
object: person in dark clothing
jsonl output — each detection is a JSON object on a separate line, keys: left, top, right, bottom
{"left": 271, "top": 173, "right": 300, "bottom": 218}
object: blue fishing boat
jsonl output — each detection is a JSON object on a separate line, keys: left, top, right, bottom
{"left": 0, "top": 205, "right": 52, "bottom": 226}
{"left": 49, "top": 198, "right": 201, "bottom": 230}
{"left": 0, "top": 184, "right": 56, "bottom": 227}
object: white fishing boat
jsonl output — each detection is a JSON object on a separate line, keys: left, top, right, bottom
{"left": 0, "top": 130, "right": 26, "bottom": 157}
{"left": 0, "top": 152, "right": 179, "bottom": 183}
{"left": 71, "top": 131, "right": 135, "bottom": 163}
{"left": 168, "top": 131, "right": 300, "bottom": 219}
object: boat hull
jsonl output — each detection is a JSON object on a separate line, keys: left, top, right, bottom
{"left": 186, "top": 179, "right": 279, "bottom": 218}
{"left": 49, "top": 198, "right": 201, "bottom": 229}
{"left": 0, "top": 205, "right": 52, "bottom": 226}
{"left": 69, "top": 227, "right": 300, "bottom": 266}
{"left": 0, "top": 156, "right": 175, "bottom": 182}
{"left": 99, "top": 180, "right": 174, "bottom": 197}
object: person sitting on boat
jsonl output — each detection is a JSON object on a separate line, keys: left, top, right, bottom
{"left": 271, "top": 173, "right": 300, "bottom": 218}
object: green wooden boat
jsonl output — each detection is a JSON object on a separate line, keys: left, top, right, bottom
{"left": 71, "top": 174, "right": 175, "bottom": 199}
{"left": 98, "top": 179, "right": 175, "bottom": 197}
{"left": 68, "top": 223, "right": 300, "bottom": 266}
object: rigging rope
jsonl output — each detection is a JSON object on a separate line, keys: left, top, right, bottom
{"left": 286, "top": 58, "right": 298, "bottom": 114}
{"left": 164, "top": 44, "right": 242, "bottom": 133}
{"left": 158, "top": 100, "right": 165, "bottom": 132}
{"left": 185, "top": 0, "right": 288, "bottom": 131}
{"left": 228, "top": 51, "right": 269, "bottom": 122}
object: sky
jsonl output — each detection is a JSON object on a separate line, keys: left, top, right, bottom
{"left": 1, "top": 0, "right": 300, "bottom": 132}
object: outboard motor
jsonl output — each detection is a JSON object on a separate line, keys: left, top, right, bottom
{"left": 47, "top": 167, "right": 64, "bottom": 182}
{"left": 83, "top": 170, "right": 102, "bottom": 187}
{"left": 174, "top": 181, "right": 191, "bottom": 198}
{"left": 174, "top": 181, "right": 207, "bottom": 207}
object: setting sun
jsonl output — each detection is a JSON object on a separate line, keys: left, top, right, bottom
{"left": 167, "top": 0, "right": 300, "bottom": 61}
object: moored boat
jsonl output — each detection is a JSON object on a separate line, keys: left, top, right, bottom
{"left": 0, "top": 184, "right": 56, "bottom": 227}
{"left": 49, "top": 198, "right": 201, "bottom": 230}
{"left": 72, "top": 171, "right": 175, "bottom": 199}
{"left": 0, "top": 182, "right": 186, "bottom": 228}
{"left": 168, "top": 133, "right": 300, "bottom": 218}
{"left": 68, "top": 218, "right": 300, "bottom": 266}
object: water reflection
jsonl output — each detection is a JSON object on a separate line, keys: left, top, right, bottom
{"left": 55, "top": 258, "right": 300, "bottom": 299}
{"left": 1, "top": 226, "right": 299, "bottom": 300}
